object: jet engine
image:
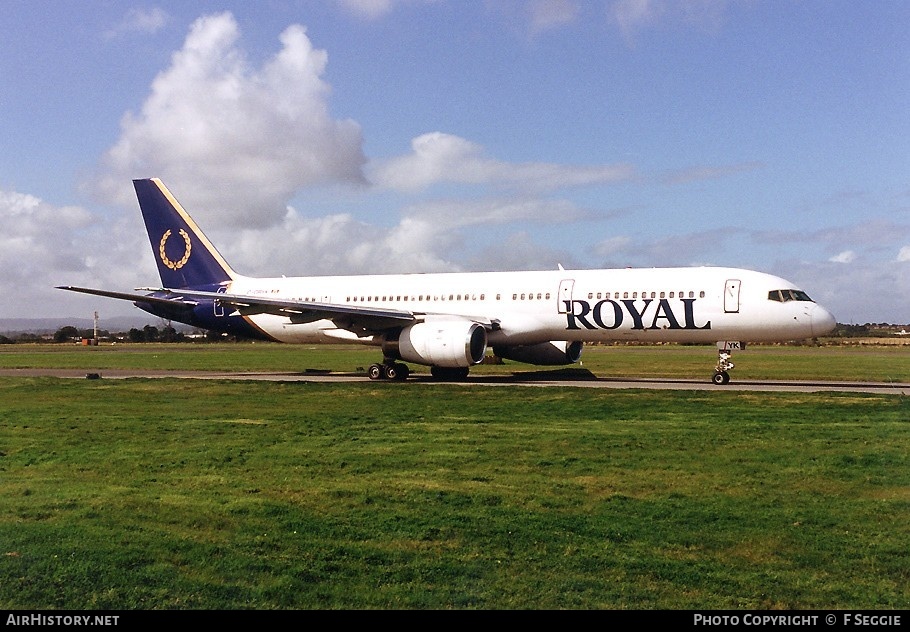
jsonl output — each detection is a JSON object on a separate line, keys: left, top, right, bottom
{"left": 384, "top": 321, "right": 487, "bottom": 368}
{"left": 493, "top": 340, "right": 583, "bottom": 366}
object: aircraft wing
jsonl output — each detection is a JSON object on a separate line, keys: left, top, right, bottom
{"left": 57, "top": 285, "right": 418, "bottom": 334}
{"left": 57, "top": 285, "right": 498, "bottom": 335}
{"left": 154, "top": 287, "right": 418, "bottom": 332}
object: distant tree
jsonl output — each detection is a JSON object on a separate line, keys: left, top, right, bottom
{"left": 142, "top": 325, "right": 160, "bottom": 342}
{"left": 128, "top": 328, "right": 144, "bottom": 343}
{"left": 0, "top": 335, "right": 13, "bottom": 345}
{"left": 54, "top": 326, "right": 80, "bottom": 343}
{"left": 160, "top": 325, "right": 184, "bottom": 342}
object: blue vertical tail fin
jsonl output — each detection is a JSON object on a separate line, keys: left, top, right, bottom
{"left": 133, "top": 178, "right": 236, "bottom": 289}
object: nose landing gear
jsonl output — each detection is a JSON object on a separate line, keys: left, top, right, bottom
{"left": 712, "top": 350, "right": 735, "bottom": 385}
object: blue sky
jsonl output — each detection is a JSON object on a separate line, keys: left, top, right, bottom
{"left": 1, "top": 0, "right": 908, "bottom": 324}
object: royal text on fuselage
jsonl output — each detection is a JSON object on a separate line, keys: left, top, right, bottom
{"left": 564, "top": 298, "right": 712, "bottom": 331}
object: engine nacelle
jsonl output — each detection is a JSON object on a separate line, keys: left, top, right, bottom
{"left": 384, "top": 321, "right": 487, "bottom": 368}
{"left": 493, "top": 340, "right": 583, "bottom": 366}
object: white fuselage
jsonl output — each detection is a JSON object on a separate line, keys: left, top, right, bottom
{"left": 221, "top": 266, "right": 836, "bottom": 347}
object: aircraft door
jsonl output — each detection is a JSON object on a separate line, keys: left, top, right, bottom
{"left": 724, "top": 279, "right": 741, "bottom": 313}
{"left": 214, "top": 286, "right": 226, "bottom": 317}
{"left": 557, "top": 279, "right": 574, "bottom": 314}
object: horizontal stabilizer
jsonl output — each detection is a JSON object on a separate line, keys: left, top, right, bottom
{"left": 56, "top": 286, "right": 198, "bottom": 309}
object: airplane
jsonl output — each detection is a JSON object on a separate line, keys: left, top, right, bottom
{"left": 58, "top": 178, "right": 837, "bottom": 384}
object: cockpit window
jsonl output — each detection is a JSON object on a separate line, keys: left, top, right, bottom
{"left": 768, "top": 289, "right": 813, "bottom": 302}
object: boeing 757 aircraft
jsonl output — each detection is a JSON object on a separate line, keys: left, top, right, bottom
{"left": 59, "top": 178, "right": 837, "bottom": 384}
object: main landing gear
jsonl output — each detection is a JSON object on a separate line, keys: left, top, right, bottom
{"left": 712, "top": 350, "right": 735, "bottom": 385}
{"left": 366, "top": 362, "right": 471, "bottom": 381}
{"left": 367, "top": 361, "right": 410, "bottom": 381}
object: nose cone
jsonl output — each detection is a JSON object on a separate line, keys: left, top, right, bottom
{"left": 811, "top": 304, "right": 837, "bottom": 337}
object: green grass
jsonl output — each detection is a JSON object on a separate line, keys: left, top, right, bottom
{"left": 1, "top": 372, "right": 909, "bottom": 609}
{"left": 2, "top": 341, "right": 910, "bottom": 383}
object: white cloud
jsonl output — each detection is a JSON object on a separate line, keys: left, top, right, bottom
{"left": 405, "top": 197, "right": 587, "bottom": 228}
{"left": 105, "top": 7, "right": 170, "bottom": 38}
{"left": 593, "top": 235, "right": 634, "bottom": 259}
{"left": 473, "top": 231, "right": 579, "bottom": 272}
{"left": 336, "top": 0, "right": 435, "bottom": 20}
{"left": 527, "top": 0, "right": 580, "bottom": 35}
{"left": 610, "top": 0, "right": 730, "bottom": 41}
{"left": 0, "top": 190, "right": 94, "bottom": 284}
{"left": 370, "top": 132, "right": 634, "bottom": 192}
{"left": 195, "top": 193, "right": 590, "bottom": 279}
{"left": 611, "top": 0, "right": 661, "bottom": 38}
{"left": 897, "top": 246, "right": 910, "bottom": 262}
{"left": 226, "top": 209, "right": 458, "bottom": 277}
{"left": 829, "top": 250, "right": 856, "bottom": 264}
{"left": 337, "top": 0, "right": 395, "bottom": 19}
{"left": 0, "top": 187, "right": 154, "bottom": 319}
{"left": 96, "top": 12, "right": 366, "bottom": 228}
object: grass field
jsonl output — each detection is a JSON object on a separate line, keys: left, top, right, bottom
{"left": 2, "top": 340, "right": 910, "bottom": 383}
{"left": 1, "top": 344, "right": 909, "bottom": 609}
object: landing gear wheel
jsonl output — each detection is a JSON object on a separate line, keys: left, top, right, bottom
{"left": 712, "top": 371, "right": 730, "bottom": 385}
{"left": 712, "top": 348, "right": 736, "bottom": 385}
{"left": 368, "top": 362, "right": 410, "bottom": 381}
{"left": 384, "top": 363, "right": 410, "bottom": 381}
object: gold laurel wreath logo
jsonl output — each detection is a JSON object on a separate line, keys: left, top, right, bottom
{"left": 159, "top": 229, "right": 192, "bottom": 270}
